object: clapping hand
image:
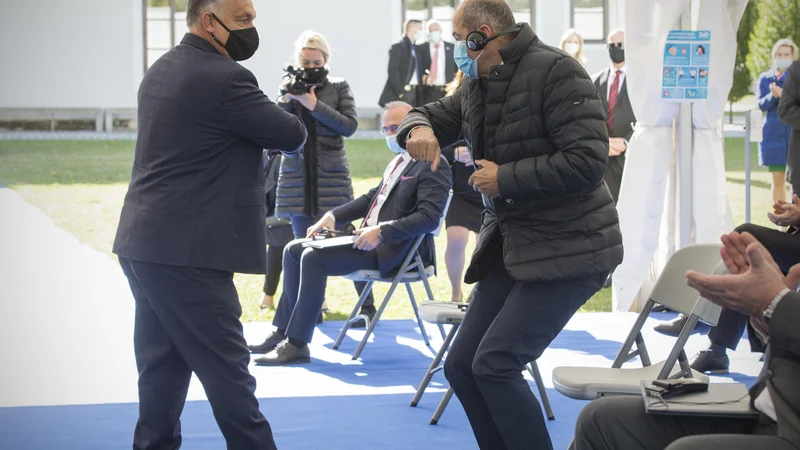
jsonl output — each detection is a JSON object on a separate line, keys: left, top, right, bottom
{"left": 454, "top": 146, "right": 473, "bottom": 166}
{"left": 769, "top": 82, "right": 783, "bottom": 98}
{"left": 768, "top": 194, "right": 800, "bottom": 228}
{"left": 609, "top": 138, "right": 627, "bottom": 157}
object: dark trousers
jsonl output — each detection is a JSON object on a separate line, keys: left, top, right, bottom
{"left": 273, "top": 239, "right": 380, "bottom": 344}
{"left": 570, "top": 396, "right": 791, "bottom": 450}
{"left": 263, "top": 244, "right": 284, "bottom": 296}
{"left": 289, "top": 215, "right": 374, "bottom": 308}
{"left": 119, "top": 257, "right": 276, "bottom": 450}
{"left": 710, "top": 223, "right": 800, "bottom": 350}
{"left": 604, "top": 153, "right": 626, "bottom": 204}
{"left": 443, "top": 250, "right": 607, "bottom": 450}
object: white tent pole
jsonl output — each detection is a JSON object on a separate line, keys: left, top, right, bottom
{"left": 677, "top": 4, "right": 694, "bottom": 248}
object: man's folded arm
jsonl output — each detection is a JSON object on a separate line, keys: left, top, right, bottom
{"left": 224, "top": 68, "right": 307, "bottom": 158}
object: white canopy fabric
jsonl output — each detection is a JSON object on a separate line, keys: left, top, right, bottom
{"left": 612, "top": 0, "right": 746, "bottom": 311}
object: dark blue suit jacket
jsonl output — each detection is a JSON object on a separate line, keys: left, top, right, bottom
{"left": 113, "top": 34, "right": 307, "bottom": 274}
{"left": 332, "top": 155, "right": 452, "bottom": 277}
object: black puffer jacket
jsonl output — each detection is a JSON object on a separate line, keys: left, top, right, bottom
{"left": 276, "top": 77, "right": 357, "bottom": 218}
{"left": 397, "top": 23, "right": 623, "bottom": 283}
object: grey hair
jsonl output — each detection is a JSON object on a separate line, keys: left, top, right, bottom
{"left": 772, "top": 38, "right": 799, "bottom": 61}
{"left": 383, "top": 101, "right": 413, "bottom": 114}
{"left": 426, "top": 19, "right": 442, "bottom": 31}
{"left": 457, "top": 0, "right": 515, "bottom": 34}
{"left": 187, "top": 0, "right": 224, "bottom": 28}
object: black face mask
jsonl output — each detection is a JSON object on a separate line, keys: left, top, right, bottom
{"left": 303, "top": 67, "right": 329, "bottom": 84}
{"left": 609, "top": 46, "right": 625, "bottom": 64}
{"left": 211, "top": 13, "right": 259, "bottom": 61}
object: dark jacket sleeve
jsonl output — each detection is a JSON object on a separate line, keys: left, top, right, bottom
{"left": 311, "top": 80, "right": 358, "bottom": 137}
{"left": 779, "top": 63, "right": 800, "bottom": 129}
{"left": 380, "top": 157, "right": 452, "bottom": 244}
{"left": 765, "top": 292, "right": 800, "bottom": 445}
{"left": 387, "top": 42, "right": 405, "bottom": 98}
{"left": 759, "top": 73, "right": 779, "bottom": 112}
{"left": 496, "top": 56, "right": 609, "bottom": 200}
{"left": 331, "top": 187, "right": 378, "bottom": 224}
{"left": 396, "top": 85, "right": 464, "bottom": 150}
{"left": 224, "top": 67, "right": 307, "bottom": 157}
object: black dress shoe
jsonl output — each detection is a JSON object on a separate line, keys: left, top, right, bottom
{"left": 653, "top": 314, "right": 711, "bottom": 337}
{"left": 690, "top": 350, "right": 730, "bottom": 374}
{"left": 254, "top": 341, "right": 311, "bottom": 366}
{"left": 248, "top": 330, "right": 285, "bottom": 354}
{"left": 350, "top": 306, "right": 377, "bottom": 329}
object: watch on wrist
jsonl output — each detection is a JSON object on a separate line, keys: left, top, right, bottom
{"left": 763, "top": 288, "right": 792, "bottom": 319}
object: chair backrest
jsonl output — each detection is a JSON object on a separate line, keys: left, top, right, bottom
{"left": 649, "top": 244, "right": 724, "bottom": 325}
{"left": 431, "top": 190, "right": 454, "bottom": 238}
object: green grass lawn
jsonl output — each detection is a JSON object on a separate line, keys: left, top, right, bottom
{"left": 0, "top": 138, "right": 780, "bottom": 322}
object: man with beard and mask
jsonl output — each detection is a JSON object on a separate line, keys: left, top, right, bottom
{"left": 251, "top": 101, "right": 451, "bottom": 366}
{"left": 592, "top": 28, "right": 636, "bottom": 205}
{"left": 396, "top": 0, "right": 622, "bottom": 448}
{"left": 112, "top": 0, "right": 307, "bottom": 448}
{"left": 416, "top": 19, "right": 457, "bottom": 104}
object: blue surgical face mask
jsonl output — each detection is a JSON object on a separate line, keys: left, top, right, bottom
{"left": 385, "top": 135, "right": 404, "bottom": 154}
{"left": 776, "top": 58, "right": 793, "bottom": 71}
{"left": 454, "top": 40, "right": 483, "bottom": 78}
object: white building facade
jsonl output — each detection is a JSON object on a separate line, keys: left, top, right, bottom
{"left": 0, "top": 0, "right": 625, "bottom": 125}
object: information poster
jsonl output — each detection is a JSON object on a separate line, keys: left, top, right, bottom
{"left": 661, "top": 30, "right": 711, "bottom": 102}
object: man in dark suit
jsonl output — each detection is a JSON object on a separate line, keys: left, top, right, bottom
{"left": 112, "top": 0, "right": 307, "bottom": 448}
{"left": 251, "top": 102, "right": 452, "bottom": 365}
{"left": 416, "top": 19, "right": 457, "bottom": 105}
{"left": 571, "top": 233, "right": 800, "bottom": 450}
{"left": 593, "top": 28, "right": 636, "bottom": 204}
{"left": 379, "top": 20, "right": 423, "bottom": 107}
{"left": 778, "top": 59, "right": 800, "bottom": 195}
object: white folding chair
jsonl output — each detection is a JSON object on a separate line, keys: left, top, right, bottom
{"left": 410, "top": 301, "right": 554, "bottom": 425}
{"left": 333, "top": 191, "right": 453, "bottom": 360}
{"left": 552, "top": 244, "right": 726, "bottom": 400}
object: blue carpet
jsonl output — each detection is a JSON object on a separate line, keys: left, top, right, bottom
{"left": 0, "top": 315, "right": 759, "bottom": 450}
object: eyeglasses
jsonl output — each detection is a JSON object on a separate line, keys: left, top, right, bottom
{"left": 381, "top": 125, "right": 400, "bottom": 136}
{"left": 608, "top": 42, "right": 624, "bottom": 49}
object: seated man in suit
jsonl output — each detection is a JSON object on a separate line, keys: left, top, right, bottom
{"left": 252, "top": 101, "right": 452, "bottom": 365}
{"left": 571, "top": 233, "right": 800, "bottom": 450}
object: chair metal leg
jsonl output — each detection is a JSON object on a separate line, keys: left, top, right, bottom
{"left": 406, "top": 283, "right": 430, "bottom": 346}
{"left": 635, "top": 331, "right": 652, "bottom": 367}
{"left": 527, "top": 361, "right": 554, "bottom": 420}
{"left": 411, "top": 323, "right": 459, "bottom": 407}
{"left": 612, "top": 300, "right": 655, "bottom": 368}
{"left": 430, "top": 387, "right": 455, "bottom": 425}
{"left": 333, "top": 280, "right": 374, "bottom": 350}
{"left": 437, "top": 324, "right": 447, "bottom": 340}
{"left": 351, "top": 276, "right": 403, "bottom": 360}
{"left": 659, "top": 314, "right": 700, "bottom": 380}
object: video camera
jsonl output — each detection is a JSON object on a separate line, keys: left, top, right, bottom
{"left": 280, "top": 65, "right": 328, "bottom": 96}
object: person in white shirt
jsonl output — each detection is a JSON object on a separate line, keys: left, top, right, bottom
{"left": 571, "top": 231, "right": 800, "bottom": 450}
{"left": 251, "top": 102, "right": 452, "bottom": 365}
{"left": 417, "top": 20, "right": 457, "bottom": 105}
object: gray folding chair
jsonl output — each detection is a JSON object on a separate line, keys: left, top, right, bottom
{"left": 333, "top": 192, "right": 453, "bottom": 360}
{"left": 411, "top": 301, "right": 554, "bottom": 425}
{"left": 552, "top": 244, "right": 725, "bottom": 400}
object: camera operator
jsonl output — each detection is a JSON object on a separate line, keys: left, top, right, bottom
{"left": 273, "top": 30, "right": 376, "bottom": 325}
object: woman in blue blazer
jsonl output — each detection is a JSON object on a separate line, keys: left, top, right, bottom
{"left": 758, "top": 39, "right": 798, "bottom": 203}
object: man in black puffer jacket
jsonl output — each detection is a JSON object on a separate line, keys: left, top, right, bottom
{"left": 396, "top": 1, "right": 623, "bottom": 448}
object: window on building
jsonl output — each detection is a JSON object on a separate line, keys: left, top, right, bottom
{"left": 570, "top": 0, "right": 608, "bottom": 43}
{"left": 144, "top": 0, "right": 189, "bottom": 71}
{"left": 403, "top": 0, "right": 534, "bottom": 41}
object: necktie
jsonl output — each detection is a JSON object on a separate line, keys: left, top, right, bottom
{"left": 429, "top": 43, "right": 440, "bottom": 84}
{"left": 362, "top": 157, "right": 405, "bottom": 227}
{"left": 607, "top": 70, "right": 622, "bottom": 133}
